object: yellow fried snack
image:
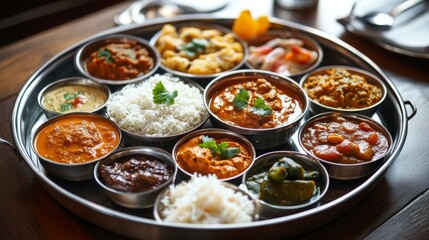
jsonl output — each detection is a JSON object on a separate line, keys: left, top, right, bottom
{"left": 232, "top": 10, "right": 270, "bottom": 41}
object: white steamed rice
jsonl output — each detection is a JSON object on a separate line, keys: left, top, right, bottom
{"left": 160, "top": 175, "right": 256, "bottom": 224}
{"left": 106, "top": 74, "right": 208, "bottom": 136}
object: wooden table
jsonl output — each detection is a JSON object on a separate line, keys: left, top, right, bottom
{"left": 1, "top": 0, "right": 428, "bottom": 239}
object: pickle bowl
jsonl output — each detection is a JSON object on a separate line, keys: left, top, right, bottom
{"left": 149, "top": 22, "right": 248, "bottom": 87}
{"left": 172, "top": 128, "right": 256, "bottom": 184}
{"left": 94, "top": 146, "right": 177, "bottom": 209}
{"left": 245, "top": 30, "right": 323, "bottom": 80}
{"left": 32, "top": 112, "right": 122, "bottom": 181}
{"left": 241, "top": 151, "right": 329, "bottom": 219}
{"left": 299, "top": 65, "right": 387, "bottom": 117}
{"left": 75, "top": 34, "right": 160, "bottom": 85}
{"left": 297, "top": 112, "right": 393, "bottom": 180}
{"left": 37, "top": 77, "right": 111, "bottom": 119}
{"left": 204, "top": 69, "right": 309, "bottom": 150}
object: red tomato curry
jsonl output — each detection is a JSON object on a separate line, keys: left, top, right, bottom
{"left": 301, "top": 115, "right": 390, "bottom": 164}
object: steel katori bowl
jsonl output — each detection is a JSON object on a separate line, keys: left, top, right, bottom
{"left": 32, "top": 112, "right": 122, "bottom": 181}
{"left": 153, "top": 178, "right": 260, "bottom": 223}
{"left": 241, "top": 151, "right": 329, "bottom": 219}
{"left": 245, "top": 30, "right": 323, "bottom": 80}
{"left": 297, "top": 112, "right": 393, "bottom": 180}
{"left": 204, "top": 69, "right": 309, "bottom": 150}
{"left": 75, "top": 34, "right": 160, "bottom": 85}
{"left": 106, "top": 74, "right": 209, "bottom": 150}
{"left": 94, "top": 146, "right": 177, "bottom": 209}
{"left": 149, "top": 22, "right": 248, "bottom": 87}
{"left": 299, "top": 65, "right": 387, "bottom": 117}
{"left": 172, "top": 128, "right": 256, "bottom": 184}
{"left": 37, "top": 77, "right": 110, "bottom": 119}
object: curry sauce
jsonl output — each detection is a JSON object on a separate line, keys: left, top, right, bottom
{"left": 34, "top": 115, "right": 120, "bottom": 164}
{"left": 210, "top": 78, "right": 304, "bottom": 129}
{"left": 176, "top": 135, "right": 253, "bottom": 179}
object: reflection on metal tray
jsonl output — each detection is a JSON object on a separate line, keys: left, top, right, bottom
{"left": 11, "top": 16, "right": 411, "bottom": 239}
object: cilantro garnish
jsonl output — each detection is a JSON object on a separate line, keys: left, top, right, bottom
{"left": 200, "top": 135, "right": 240, "bottom": 159}
{"left": 63, "top": 92, "right": 80, "bottom": 101}
{"left": 250, "top": 97, "right": 272, "bottom": 116}
{"left": 179, "top": 38, "right": 209, "bottom": 57}
{"left": 60, "top": 102, "right": 73, "bottom": 112}
{"left": 97, "top": 48, "right": 113, "bottom": 63}
{"left": 152, "top": 81, "right": 178, "bottom": 105}
{"left": 232, "top": 89, "right": 250, "bottom": 110}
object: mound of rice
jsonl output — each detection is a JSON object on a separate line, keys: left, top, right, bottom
{"left": 160, "top": 175, "right": 256, "bottom": 224}
{"left": 106, "top": 74, "right": 208, "bottom": 136}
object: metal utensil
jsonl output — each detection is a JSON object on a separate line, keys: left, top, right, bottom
{"left": 357, "top": 0, "right": 425, "bottom": 29}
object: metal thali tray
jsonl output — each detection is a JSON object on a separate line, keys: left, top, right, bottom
{"left": 10, "top": 16, "right": 416, "bottom": 239}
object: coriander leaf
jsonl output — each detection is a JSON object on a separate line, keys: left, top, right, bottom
{"left": 217, "top": 141, "right": 240, "bottom": 159}
{"left": 60, "top": 102, "right": 73, "bottom": 112}
{"left": 250, "top": 97, "right": 273, "bottom": 116}
{"left": 232, "top": 89, "right": 250, "bottom": 110}
{"left": 152, "top": 81, "right": 178, "bottom": 105}
{"left": 178, "top": 38, "right": 209, "bottom": 57}
{"left": 63, "top": 92, "right": 76, "bottom": 100}
{"left": 200, "top": 135, "right": 217, "bottom": 150}
{"left": 97, "top": 48, "right": 113, "bottom": 63}
{"left": 219, "top": 146, "right": 240, "bottom": 159}
{"left": 200, "top": 137, "right": 240, "bottom": 159}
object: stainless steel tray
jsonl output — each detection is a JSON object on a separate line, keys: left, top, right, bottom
{"left": 11, "top": 16, "right": 414, "bottom": 239}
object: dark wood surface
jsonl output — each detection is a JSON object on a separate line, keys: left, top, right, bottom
{"left": 1, "top": 0, "right": 428, "bottom": 239}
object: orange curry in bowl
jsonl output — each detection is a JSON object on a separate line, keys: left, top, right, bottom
{"left": 34, "top": 114, "right": 120, "bottom": 164}
{"left": 210, "top": 78, "right": 304, "bottom": 129}
{"left": 175, "top": 135, "right": 253, "bottom": 179}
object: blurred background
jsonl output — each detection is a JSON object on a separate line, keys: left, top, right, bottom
{"left": 1, "top": 0, "right": 122, "bottom": 47}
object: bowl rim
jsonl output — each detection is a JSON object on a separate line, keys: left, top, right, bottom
{"left": 204, "top": 69, "right": 309, "bottom": 134}
{"left": 149, "top": 22, "right": 248, "bottom": 79}
{"left": 171, "top": 128, "right": 256, "bottom": 181}
{"left": 242, "top": 150, "right": 330, "bottom": 210}
{"left": 297, "top": 111, "right": 394, "bottom": 167}
{"left": 94, "top": 146, "right": 178, "bottom": 196}
{"left": 37, "top": 77, "right": 111, "bottom": 116}
{"left": 153, "top": 178, "right": 260, "bottom": 223}
{"left": 106, "top": 73, "right": 210, "bottom": 141}
{"left": 299, "top": 65, "right": 388, "bottom": 113}
{"left": 32, "top": 112, "right": 122, "bottom": 166}
{"left": 245, "top": 29, "right": 323, "bottom": 78}
{"left": 74, "top": 34, "right": 160, "bottom": 85}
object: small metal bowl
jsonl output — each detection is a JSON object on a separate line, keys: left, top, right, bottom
{"left": 75, "top": 34, "right": 160, "bottom": 85}
{"left": 204, "top": 69, "right": 309, "bottom": 150}
{"left": 299, "top": 65, "right": 387, "bottom": 117}
{"left": 298, "top": 112, "right": 393, "bottom": 180}
{"left": 172, "top": 128, "right": 256, "bottom": 183}
{"left": 149, "top": 23, "right": 248, "bottom": 87}
{"left": 94, "top": 146, "right": 177, "bottom": 209}
{"left": 38, "top": 77, "right": 110, "bottom": 119}
{"left": 107, "top": 74, "right": 209, "bottom": 149}
{"left": 32, "top": 112, "right": 122, "bottom": 181}
{"left": 246, "top": 30, "right": 323, "bottom": 80}
{"left": 154, "top": 178, "right": 260, "bottom": 223}
{"left": 242, "top": 151, "right": 329, "bottom": 219}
